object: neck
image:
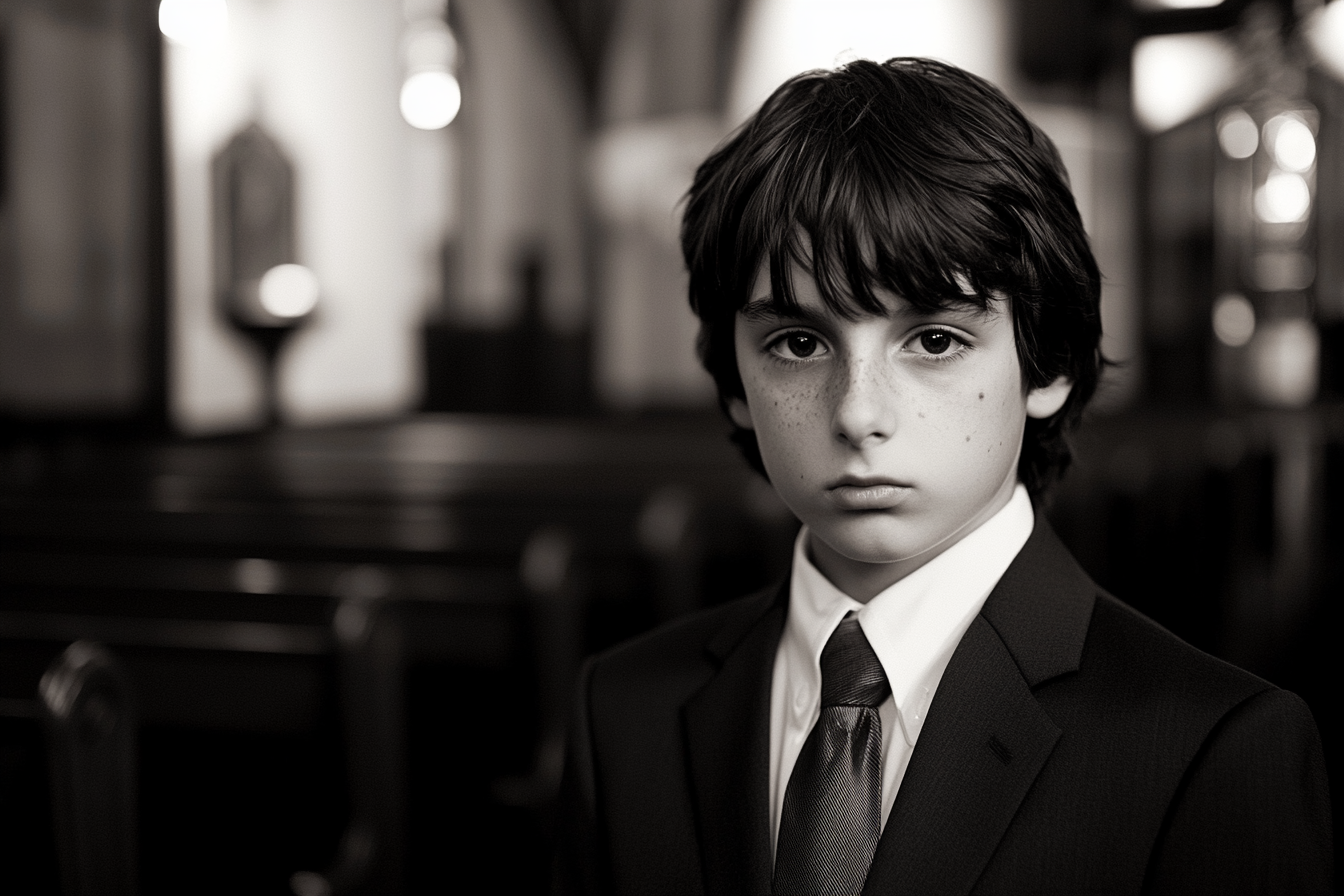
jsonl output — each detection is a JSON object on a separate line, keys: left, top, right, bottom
{"left": 807, "top": 481, "right": 1020, "bottom": 603}
{"left": 807, "top": 537, "right": 940, "bottom": 603}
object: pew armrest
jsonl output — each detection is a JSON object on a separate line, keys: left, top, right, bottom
{"left": 39, "top": 641, "right": 138, "bottom": 896}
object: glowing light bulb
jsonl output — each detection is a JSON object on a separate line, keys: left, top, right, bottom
{"left": 1268, "top": 115, "right": 1315, "bottom": 172}
{"left": 1212, "top": 293, "right": 1255, "bottom": 347}
{"left": 400, "top": 70, "right": 461, "bottom": 130}
{"left": 258, "top": 264, "right": 320, "bottom": 319}
{"left": 1217, "top": 109, "right": 1258, "bottom": 159}
{"left": 158, "top": 0, "right": 228, "bottom": 48}
{"left": 1306, "top": 1, "right": 1344, "bottom": 82}
{"left": 1255, "top": 172, "right": 1311, "bottom": 223}
{"left": 1132, "top": 33, "right": 1239, "bottom": 132}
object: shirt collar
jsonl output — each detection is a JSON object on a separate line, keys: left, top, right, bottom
{"left": 785, "top": 484, "right": 1035, "bottom": 747}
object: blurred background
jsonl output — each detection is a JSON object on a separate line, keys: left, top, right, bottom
{"left": 1, "top": 0, "right": 1342, "bottom": 892}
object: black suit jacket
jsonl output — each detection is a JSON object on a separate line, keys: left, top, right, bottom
{"left": 556, "top": 521, "right": 1333, "bottom": 894}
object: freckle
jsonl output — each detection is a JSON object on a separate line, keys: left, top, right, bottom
{"left": 965, "top": 436, "right": 970, "bottom": 442}
{"left": 979, "top": 393, "right": 985, "bottom": 400}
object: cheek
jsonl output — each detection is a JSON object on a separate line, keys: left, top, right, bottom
{"left": 747, "top": 373, "right": 824, "bottom": 430}
{"left": 744, "top": 377, "right": 829, "bottom": 476}
{"left": 947, "top": 382, "right": 1022, "bottom": 455}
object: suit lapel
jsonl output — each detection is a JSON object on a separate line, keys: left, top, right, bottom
{"left": 683, "top": 584, "right": 786, "bottom": 896}
{"left": 862, "top": 615, "right": 1061, "bottom": 895}
{"left": 863, "top": 519, "right": 1097, "bottom": 895}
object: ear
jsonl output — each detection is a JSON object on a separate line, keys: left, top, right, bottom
{"left": 1025, "top": 376, "right": 1072, "bottom": 420}
{"left": 727, "top": 396, "right": 754, "bottom": 430}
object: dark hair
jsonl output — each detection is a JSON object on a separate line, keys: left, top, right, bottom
{"left": 681, "top": 57, "right": 1104, "bottom": 495}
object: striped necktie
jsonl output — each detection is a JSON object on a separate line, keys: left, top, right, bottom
{"left": 773, "top": 615, "right": 890, "bottom": 896}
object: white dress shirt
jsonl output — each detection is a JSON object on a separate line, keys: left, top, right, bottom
{"left": 768, "top": 484, "right": 1036, "bottom": 855}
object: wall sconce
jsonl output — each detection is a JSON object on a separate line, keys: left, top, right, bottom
{"left": 213, "top": 123, "right": 317, "bottom": 425}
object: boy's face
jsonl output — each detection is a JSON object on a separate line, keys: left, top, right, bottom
{"left": 728, "top": 262, "right": 1071, "bottom": 598}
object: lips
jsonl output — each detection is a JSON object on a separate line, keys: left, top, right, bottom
{"left": 825, "top": 477, "right": 912, "bottom": 511}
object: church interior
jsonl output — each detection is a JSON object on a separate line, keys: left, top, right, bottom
{"left": 2, "top": 0, "right": 1342, "bottom": 891}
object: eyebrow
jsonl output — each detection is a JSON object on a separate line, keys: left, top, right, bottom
{"left": 738, "top": 298, "right": 825, "bottom": 325}
{"left": 738, "top": 295, "right": 997, "bottom": 325}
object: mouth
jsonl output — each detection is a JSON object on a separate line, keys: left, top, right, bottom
{"left": 825, "top": 477, "right": 913, "bottom": 511}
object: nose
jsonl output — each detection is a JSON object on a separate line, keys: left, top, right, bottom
{"left": 831, "top": 352, "right": 895, "bottom": 448}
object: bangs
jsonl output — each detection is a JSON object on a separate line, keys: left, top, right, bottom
{"left": 709, "top": 57, "right": 1064, "bottom": 322}
{"left": 732, "top": 74, "right": 1040, "bottom": 320}
{"left": 681, "top": 57, "right": 1103, "bottom": 493}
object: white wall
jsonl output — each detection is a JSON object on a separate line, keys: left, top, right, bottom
{"left": 167, "top": 0, "right": 446, "bottom": 433}
{"left": 450, "top": 0, "right": 586, "bottom": 332}
{"left": 728, "top": 0, "right": 1011, "bottom": 126}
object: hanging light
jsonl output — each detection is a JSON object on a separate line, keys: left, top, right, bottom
{"left": 158, "top": 0, "right": 228, "bottom": 49}
{"left": 400, "top": 70, "right": 461, "bottom": 130}
{"left": 399, "top": 10, "right": 460, "bottom": 130}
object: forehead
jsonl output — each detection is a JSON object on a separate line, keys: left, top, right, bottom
{"left": 743, "top": 258, "right": 999, "bottom": 322}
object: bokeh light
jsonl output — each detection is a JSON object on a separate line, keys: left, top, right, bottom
{"left": 1212, "top": 293, "right": 1255, "bottom": 347}
{"left": 1132, "top": 33, "right": 1239, "bottom": 132}
{"left": 1255, "top": 172, "right": 1311, "bottom": 223}
{"left": 400, "top": 70, "right": 461, "bottom": 130}
{"left": 258, "top": 264, "right": 320, "bottom": 319}
{"left": 1267, "top": 115, "right": 1316, "bottom": 172}
{"left": 1306, "top": 0, "right": 1344, "bottom": 81}
{"left": 1248, "top": 318, "right": 1319, "bottom": 408}
{"left": 158, "top": 0, "right": 228, "bottom": 49}
{"left": 1217, "top": 108, "right": 1258, "bottom": 159}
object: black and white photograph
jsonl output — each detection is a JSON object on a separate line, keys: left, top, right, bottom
{"left": 1, "top": 0, "right": 1340, "bottom": 892}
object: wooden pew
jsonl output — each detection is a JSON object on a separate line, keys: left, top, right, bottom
{"left": 39, "top": 641, "right": 138, "bottom": 896}
{"left": 0, "top": 414, "right": 795, "bottom": 893}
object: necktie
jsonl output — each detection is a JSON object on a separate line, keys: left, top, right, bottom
{"left": 773, "top": 615, "right": 891, "bottom": 896}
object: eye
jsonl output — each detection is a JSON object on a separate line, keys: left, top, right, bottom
{"left": 786, "top": 333, "right": 820, "bottom": 357}
{"left": 920, "top": 331, "right": 952, "bottom": 354}
{"left": 768, "top": 331, "right": 829, "bottom": 361}
{"left": 906, "top": 327, "right": 966, "bottom": 358}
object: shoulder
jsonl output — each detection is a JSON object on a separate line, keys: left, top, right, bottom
{"left": 1080, "top": 590, "right": 1271, "bottom": 716}
{"left": 987, "top": 517, "right": 1272, "bottom": 717}
{"left": 1040, "top": 584, "right": 1330, "bottom": 840}
{"left": 994, "top": 544, "right": 1331, "bottom": 890}
{"left": 988, "top": 519, "right": 1300, "bottom": 771}
{"left": 1077, "top": 591, "right": 1326, "bottom": 783}
{"left": 1087, "top": 591, "right": 1266, "bottom": 687}
{"left": 1028, "top": 581, "right": 1278, "bottom": 753}
{"left": 1092, "top": 594, "right": 1337, "bottom": 892}
{"left": 1144, "top": 675, "right": 1334, "bottom": 893}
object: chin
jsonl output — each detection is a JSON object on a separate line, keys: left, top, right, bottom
{"left": 813, "top": 516, "right": 936, "bottom": 566}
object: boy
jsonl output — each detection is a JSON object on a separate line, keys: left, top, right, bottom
{"left": 556, "top": 58, "right": 1332, "bottom": 895}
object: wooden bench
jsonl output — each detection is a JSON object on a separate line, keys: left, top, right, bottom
{"left": 0, "top": 414, "right": 795, "bottom": 893}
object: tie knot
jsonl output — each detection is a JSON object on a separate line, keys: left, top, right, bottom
{"left": 819, "top": 616, "right": 890, "bottom": 708}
